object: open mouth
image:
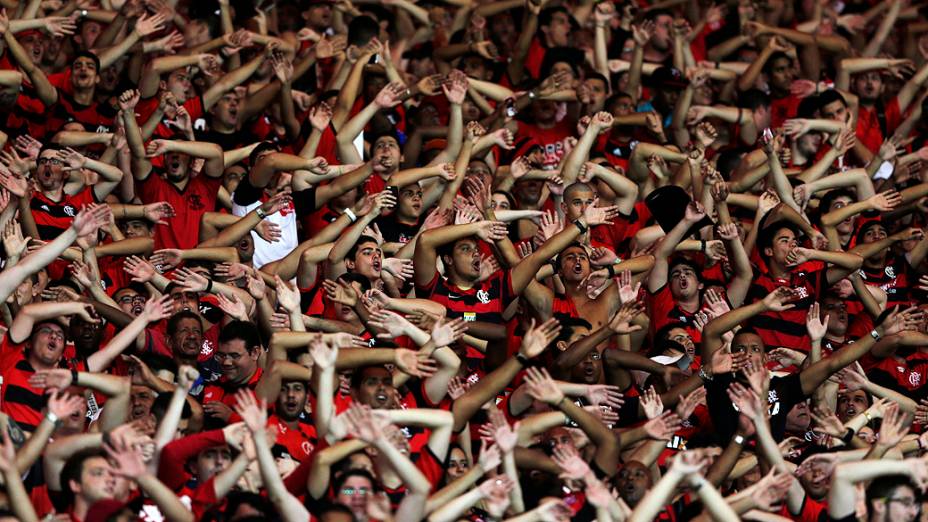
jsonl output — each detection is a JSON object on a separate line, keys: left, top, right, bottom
{"left": 132, "top": 304, "right": 144, "bottom": 316}
{"left": 375, "top": 392, "right": 388, "bottom": 405}
{"left": 372, "top": 260, "right": 381, "bottom": 272}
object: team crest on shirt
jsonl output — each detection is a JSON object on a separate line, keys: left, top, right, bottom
{"left": 188, "top": 194, "right": 205, "bottom": 210}
{"left": 885, "top": 266, "right": 896, "bottom": 278}
{"left": 794, "top": 286, "right": 809, "bottom": 299}
{"left": 910, "top": 372, "right": 921, "bottom": 386}
{"left": 63, "top": 205, "right": 76, "bottom": 217}
{"left": 476, "top": 289, "right": 490, "bottom": 304}
{"left": 201, "top": 340, "right": 214, "bottom": 357}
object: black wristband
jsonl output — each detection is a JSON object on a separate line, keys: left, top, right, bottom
{"left": 71, "top": 368, "right": 79, "bottom": 386}
{"left": 574, "top": 220, "right": 588, "bottom": 235}
{"left": 606, "top": 264, "right": 617, "bottom": 278}
{"left": 700, "top": 239, "right": 707, "bottom": 252}
{"left": 841, "top": 428, "right": 856, "bottom": 445}
{"left": 515, "top": 353, "right": 530, "bottom": 367}
{"left": 205, "top": 279, "right": 214, "bottom": 294}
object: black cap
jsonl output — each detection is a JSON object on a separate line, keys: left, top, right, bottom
{"left": 649, "top": 66, "right": 689, "bottom": 90}
{"left": 645, "top": 185, "right": 713, "bottom": 238}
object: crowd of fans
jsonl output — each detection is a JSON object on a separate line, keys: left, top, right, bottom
{"left": 1, "top": 0, "right": 928, "bottom": 520}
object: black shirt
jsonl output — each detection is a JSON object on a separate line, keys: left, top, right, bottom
{"left": 705, "top": 372, "right": 806, "bottom": 444}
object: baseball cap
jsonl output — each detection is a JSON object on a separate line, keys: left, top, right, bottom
{"left": 649, "top": 66, "right": 690, "bottom": 90}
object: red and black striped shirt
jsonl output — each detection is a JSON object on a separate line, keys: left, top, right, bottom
{"left": 746, "top": 261, "right": 825, "bottom": 352}
{"left": 416, "top": 269, "right": 516, "bottom": 325}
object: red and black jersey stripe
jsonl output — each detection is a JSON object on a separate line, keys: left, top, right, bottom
{"left": 747, "top": 263, "right": 825, "bottom": 352}
{"left": 30, "top": 188, "right": 97, "bottom": 240}
{"left": 416, "top": 270, "right": 515, "bottom": 325}
{"left": 0, "top": 351, "right": 86, "bottom": 432}
{"left": 861, "top": 255, "right": 913, "bottom": 309}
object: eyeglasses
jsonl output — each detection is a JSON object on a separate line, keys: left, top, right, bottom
{"left": 340, "top": 487, "right": 370, "bottom": 496}
{"left": 117, "top": 295, "right": 147, "bottom": 305}
{"left": 214, "top": 352, "right": 244, "bottom": 362}
{"left": 36, "top": 327, "right": 64, "bottom": 339}
{"left": 37, "top": 158, "right": 63, "bottom": 166}
{"left": 885, "top": 497, "right": 919, "bottom": 509}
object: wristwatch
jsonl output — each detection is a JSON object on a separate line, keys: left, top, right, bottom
{"left": 256, "top": 207, "right": 268, "bottom": 219}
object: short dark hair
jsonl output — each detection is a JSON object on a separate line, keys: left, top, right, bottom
{"left": 866, "top": 475, "right": 917, "bottom": 508}
{"left": 151, "top": 390, "right": 192, "bottom": 420}
{"left": 763, "top": 51, "right": 793, "bottom": 75}
{"left": 60, "top": 448, "right": 107, "bottom": 509}
{"left": 167, "top": 310, "right": 201, "bottom": 337}
{"left": 248, "top": 141, "right": 279, "bottom": 166}
{"left": 539, "top": 5, "right": 571, "bottom": 27}
{"left": 738, "top": 89, "right": 771, "bottom": 112}
{"left": 817, "top": 89, "right": 847, "bottom": 110}
{"left": 350, "top": 364, "right": 390, "bottom": 390}
{"left": 554, "top": 242, "right": 588, "bottom": 270}
{"left": 757, "top": 222, "right": 802, "bottom": 259}
{"left": 436, "top": 236, "right": 478, "bottom": 261}
{"left": 668, "top": 256, "right": 703, "bottom": 283}
{"left": 332, "top": 467, "right": 380, "bottom": 495}
{"left": 218, "top": 320, "right": 262, "bottom": 353}
{"left": 346, "top": 235, "right": 379, "bottom": 262}
{"left": 347, "top": 15, "right": 380, "bottom": 47}
{"left": 72, "top": 50, "right": 101, "bottom": 73}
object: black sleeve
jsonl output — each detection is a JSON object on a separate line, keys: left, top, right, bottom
{"left": 292, "top": 186, "right": 318, "bottom": 219}
{"left": 232, "top": 175, "right": 263, "bottom": 207}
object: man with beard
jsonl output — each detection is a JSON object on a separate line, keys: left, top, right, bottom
{"left": 737, "top": 39, "right": 799, "bottom": 129}
{"left": 28, "top": 144, "right": 123, "bottom": 240}
{"left": 255, "top": 359, "right": 316, "bottom": 463}
{"left": 837, "top": 57, "right": 928, "bottom": 153}
{"left": 121, "top": 89, "right": 225, "bottom": 250}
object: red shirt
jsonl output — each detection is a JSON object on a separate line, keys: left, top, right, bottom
{"left": 30, "top": 187, "right": 97, "bottom": 240}
{"left": 856, "top": 97, "right": 903, "bottom": 152}
{"left": 136, "top": 174, "right": 222, "bottom": 250}
{"left": 770, "top": 94, "right": 801, "bottom": 130}
{"left": 517, "top": 120, "right": 574, "bottom": 168}
{"left": 747, "top": 261, "right": 825, "bottom": 352}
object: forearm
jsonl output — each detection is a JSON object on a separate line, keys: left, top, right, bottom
{"left": 2, "top": 465, "right": 37, "bottom": 522}
{"left": 87, "top": 314, "right": 150, "bottom": 372}
{"left": 425, "top": 466, "right": 483, "bottom": 514}
{"left": 629, "top": 469, "right": 687, "bottom": 522}
{"left": 427, "top": 487, "right": 484, "bottom": 522}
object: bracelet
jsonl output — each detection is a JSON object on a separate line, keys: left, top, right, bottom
{"left": 344, "top": 208, "right": 357, "bottom": 223}
{"left": 841, "top": 428, "right": 856, "bottom": 445}
{"left": 606, "top": 265, "right": 617, "bottom": 278}
{"left": 404, "top": 88, "right": 412, "bottom": 99}
{"left": 205, "top": 279, "right": 214, "bottom": 294}
{"left": 515, "top": 353, "right": 530, "bottom": 367}
{"left": 45, "top": 411, "right": 61, "bottom": 427}
{"left": 714, "top": 61, "right": 720, "bottom": 69}
{"left": 573, "top": 220, "right": 588, "bottom": 235}
{"left": 870, "top": 329, "right": 881, "bottom": 341}
{"left": 71, "top": 368, "right": 79, "bottom": 386}
{"left": 255, "top": 207, "right": 267, "bottom": 219}
{"left": 700, "top": 239, "right": 707, "bottom": 253}
{"left": 528, "top": 90, "right": 537, "bottom": 100}
{"left": 733, "top": 434, "right": 745, "bottom": 445}
{"left": 698, "top": 366, "right": 714, "bottom": 381}
{"left": 864, "top": 411, "right": 873, "bottom": 423}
